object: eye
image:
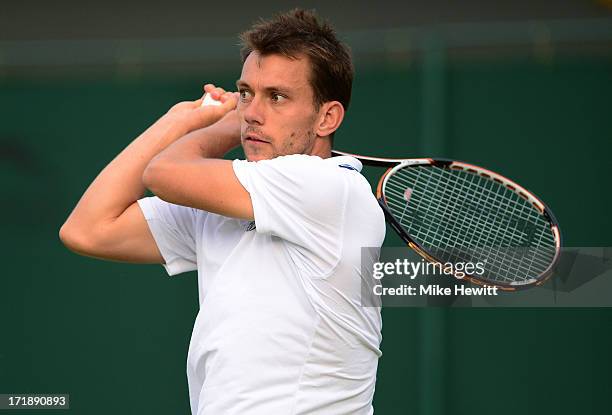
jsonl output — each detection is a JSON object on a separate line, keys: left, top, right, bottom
{"left": 271, "top": 92, "right": 286, "bottom": 104}
{"left": 239, "top": 89, "right": 253, "bottom": 102}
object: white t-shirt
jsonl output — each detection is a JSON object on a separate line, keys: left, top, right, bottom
{"left": 137, "top": 154, "right": 385, "bottom": 415}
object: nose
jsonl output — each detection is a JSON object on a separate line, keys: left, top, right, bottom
{"left": 241, "top": 95, "right": 264, "bottom": 126}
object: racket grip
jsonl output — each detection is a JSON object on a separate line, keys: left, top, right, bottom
{"left": 201, "top": 93, "right": 222, "bottom": 107}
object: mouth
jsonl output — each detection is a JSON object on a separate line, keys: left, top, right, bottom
{"left": 244, "top": 133, "right": 270, "bottom": 144}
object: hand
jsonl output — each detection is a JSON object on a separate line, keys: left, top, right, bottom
{"left": 167, "top": 84, "right": 239, "bottom": 133}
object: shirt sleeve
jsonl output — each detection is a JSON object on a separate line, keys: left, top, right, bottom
{"left": 232, "top": 155, "right": 348, "bottom": 277}
{"left": 137, "top": 196, "right": 198, "bottom": 276}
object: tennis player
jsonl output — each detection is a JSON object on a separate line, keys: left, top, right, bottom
{"left": 60, "top": 9, "right": 385, "bottom": 415}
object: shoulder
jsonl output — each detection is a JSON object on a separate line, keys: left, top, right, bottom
{"left": 235, "top": 154, "right": 336, "bottom": 172}
{"left": 233, "top": 154, "right": 348, "bottom": 192}
{"left": 232, "top": 155, "right": 354, "bottom": 223}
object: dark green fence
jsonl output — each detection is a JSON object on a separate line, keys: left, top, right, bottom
{"left": 1, "top": 54, "right": 611, "bottom": 414}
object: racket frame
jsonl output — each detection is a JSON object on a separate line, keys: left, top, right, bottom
{"left": 333, "top": 150, "right": 562, "bottom": 291}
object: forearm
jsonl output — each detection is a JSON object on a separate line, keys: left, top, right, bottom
{"left": 152, "top": 119, "right": 239, "bottom": 163}
{"left": 143, "top": 113, "right": 241, "bottom": 205}
{"left": 62, "top": 113, "right": 193, "bottom": 232}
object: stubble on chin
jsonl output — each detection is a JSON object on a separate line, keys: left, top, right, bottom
{"left": 244, "top": 127, "right": 317, "bottom": 161}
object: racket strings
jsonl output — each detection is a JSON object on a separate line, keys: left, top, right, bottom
{"left": 392, "top": 168, "right": 556, "bottom": 282}
{"left": 384, "top": 165, "right": 557, "bottom": 285}
{"left": 403, "top": 169, "right": 536, "bottom": 271}
{"left": 392, "top": 167, "right": 552, "bottom": 249}
{"left": 387, "top": 171, "right": 548, "bottom": 249}
{"left": 390, "top": 168, "right": 556, "bottom": 282}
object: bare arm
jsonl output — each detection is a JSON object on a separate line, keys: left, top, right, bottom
{"left": 59, "top": 85, "right": 238, "bottom": 263}
{"left": 143, "top": 98, "right": 253, "bottom": 221}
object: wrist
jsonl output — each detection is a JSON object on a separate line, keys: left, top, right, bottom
{"left": 162, "top": 111, "right": 208, "bottom": 136}
{"left": 165, "top": 99, "right": 219, "bottom": 131}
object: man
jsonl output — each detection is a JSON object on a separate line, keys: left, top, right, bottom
{"left": 60, "top": 9, "right": 385, "bottom": 415}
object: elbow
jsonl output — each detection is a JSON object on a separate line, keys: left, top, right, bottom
{"left": 143, "top": 157, "right": 171, "bottom": 198}
{"left": 59, "top": 221, "right": 100, "bottom": 256}
{"left": 59, "top": 221, "right": 87, "bottom": 254}
{"left": 142, "top": 158, "right": 161, "bottom": 193}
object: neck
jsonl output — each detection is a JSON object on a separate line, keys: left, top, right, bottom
{"left": 309, "top": 136, "right": 332, "bottom": 159}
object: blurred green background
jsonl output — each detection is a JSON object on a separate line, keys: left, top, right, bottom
{"left": 1, "top": 1, "right": 612, "bottom": 414}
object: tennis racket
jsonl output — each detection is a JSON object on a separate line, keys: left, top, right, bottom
{"left": 332, "top": 150, "right": 562, "bottom": 291}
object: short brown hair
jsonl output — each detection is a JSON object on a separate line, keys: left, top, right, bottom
{"left": 239, "top": 9, "right": 354, "bottom": 112}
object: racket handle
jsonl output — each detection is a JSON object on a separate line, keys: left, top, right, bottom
{"left": 201, "top": 92, "right": 222, "bottom": 107}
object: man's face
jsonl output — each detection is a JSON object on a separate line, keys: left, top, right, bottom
{"left": 236, "top": 51, "right": 320, "bottom": 161}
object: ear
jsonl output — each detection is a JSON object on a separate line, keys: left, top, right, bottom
{"left": 314, "top": 101, "right": 345, "bottom": 138}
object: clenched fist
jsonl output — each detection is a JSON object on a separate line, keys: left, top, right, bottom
{"left": 167, "top": 83, "right": 239, "bottom": 133}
